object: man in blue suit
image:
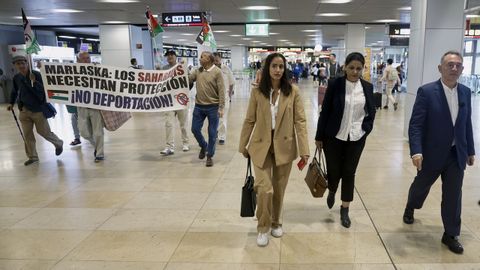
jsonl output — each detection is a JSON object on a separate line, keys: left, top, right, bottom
{"left": 403, "top": 51, "right": 475, "bottom": 254}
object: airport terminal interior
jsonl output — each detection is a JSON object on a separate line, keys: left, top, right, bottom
{"left": 1, "top": 0, "right": 480, "bottom": 269}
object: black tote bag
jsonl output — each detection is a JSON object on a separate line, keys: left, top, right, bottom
{"left": 240, "top": 157, "right": 256, "bottom": 217}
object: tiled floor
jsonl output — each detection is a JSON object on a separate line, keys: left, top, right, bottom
{"left": 1, "top": 78, "right": 479, "bottom": 270}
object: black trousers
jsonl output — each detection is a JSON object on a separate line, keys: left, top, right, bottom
{"left": 323, "top": 135, "right": 367, "bottom": 202}
{"left": 406, "top": 147, "right": 464, "bottom": 237}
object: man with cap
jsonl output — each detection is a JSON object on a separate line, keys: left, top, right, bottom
{"left": 7, "top": 55, "right": 64, "bottom": 166}
{"left": 159, "top": 50, "right": 190, "bottom": 156}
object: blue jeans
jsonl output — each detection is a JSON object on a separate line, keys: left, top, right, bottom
{"left": 191, "top": 104, "right": 219, "bottom": 157}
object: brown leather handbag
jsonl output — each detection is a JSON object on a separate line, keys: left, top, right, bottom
{"left": 304, "top": 148, "right": 328, "bottom": 197}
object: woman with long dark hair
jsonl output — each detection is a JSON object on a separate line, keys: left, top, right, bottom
{"left": 315, "top": 52, "right": 376, "bottom": 228}
{"left": 239, "top": 53, "right": 310, "bottom": 247}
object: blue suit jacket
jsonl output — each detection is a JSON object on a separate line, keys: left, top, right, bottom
{"left": 409, "top": 79, "right": 475, "bottom": 171}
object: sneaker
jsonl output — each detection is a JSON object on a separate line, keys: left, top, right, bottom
{"left": 206, "top": 157, "right": 214, "bottom": 167}
{"left": 70, "top": 138, "right": 81, "bottom": 146}
{"left": 256, "top": 233, "right": 269, "bottom": 247}
{"left": 383, "top": 106, "right": 389, "bottom": 110}
{"left": 199, "top": 147, "right": 206, "bottom": 159}
{"left": 94, "top": 156, "right": 104, "bottom": 163}
{"left": 271, "top": 226, "right": 283, "bottom": 238}
{"left": 160, "top": 148, "right": 174, "bottom": 156}
{"left": 24, "top": 159, "right": 39, "bottom": 166}
{"left": 219, "top": 139, "right": 225, "bottom": 145}
{"left": 182, "top": 145, "right": 190, "bottom": 152}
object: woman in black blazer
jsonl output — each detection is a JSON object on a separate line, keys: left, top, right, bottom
{"left": 315, "top": 52, "right": 376, "bottom": 228}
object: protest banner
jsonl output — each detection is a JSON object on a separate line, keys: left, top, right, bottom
{"left": 40, "top": 63, "right": 190, "bottom": 112}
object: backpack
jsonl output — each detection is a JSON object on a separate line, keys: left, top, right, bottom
{"left": 387, "top": 68, "right": 398, "bottom": 81}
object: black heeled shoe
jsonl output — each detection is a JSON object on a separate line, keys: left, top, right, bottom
{"left": 327, "top": 191, "right": 335, "bottom": 209}
{"left": 340, "top": 206, "right": 351, "bottom": 228}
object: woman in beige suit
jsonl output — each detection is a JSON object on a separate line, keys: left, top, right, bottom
{"left": 239, "top": 53, "right": 310, "bottom": 247}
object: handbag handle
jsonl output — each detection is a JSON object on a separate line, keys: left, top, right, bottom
{"left": 315, "top": 146, "right": 327, "bottom": 173}
{"left": 246, "top": 157, "right": 253, "bottom": 179}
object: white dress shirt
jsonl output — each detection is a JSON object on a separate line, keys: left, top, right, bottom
{"left": 441, "top": 80, "right": 459, "bottom": 146}
{"left": 270, "top": 89, "right": 280, "bottom": 130}
{"left": 336, "top": 80, "right": 366, "bottom": 141}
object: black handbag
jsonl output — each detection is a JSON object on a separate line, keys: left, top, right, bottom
{"left": 240, "top": 157, "right": 256, "bottom": 217}
{"left": 41, "top": 103, "right": 57, "bottom": 119}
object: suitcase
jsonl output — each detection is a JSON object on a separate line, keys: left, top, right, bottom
{"left": 374, "top": 92, "right": 382, "bottom": 109}
{"left": 318, "top": 84, "right": 327, "bottom": 107}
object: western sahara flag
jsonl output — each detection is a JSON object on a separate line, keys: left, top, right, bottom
{"left": 146, "top": 7, "right": 164, "bottom": 37}
{"left": 22, "top": 8, "right": 41, "bottom": 54}
{"left": 47, "top": 90, "right": 69, "bottom": 101}
{"left": 196, "top": 15, "right": 216, "bottom": 50}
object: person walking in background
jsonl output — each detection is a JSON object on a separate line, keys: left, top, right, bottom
{"left": 381, "top": 58, "right": 400, "bottom": 110}
{"left": 7, "top": 55, "right": 64, "bottom": 166}
{"left": 327, "top": 53, "right": 342, "bottom": 79}
{"left": 239, "top": 53, "right": 309, "bottom": 247}
{"left": 213, "top": 52, "right": 235, "bottom": 145}
{"left": 315, "top": 52, "right": 376, "bottom": 228}
{"left": 67, "top": 105, "right": 81, "bottom": 146}
{"left": 160, "top": 50, "right": 190, "bottom": 155}
{"left": 189, "top": 51, "right": 225, "bottom": 167}
{"left": 403, "top": 51, "right": 475, "bottom": 254}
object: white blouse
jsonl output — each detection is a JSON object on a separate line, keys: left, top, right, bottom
{"left": 270, "top": 89, "right": 280, "bottom": 130}
{"left": 336, "top": 80, "right": 367, "bottom": 141}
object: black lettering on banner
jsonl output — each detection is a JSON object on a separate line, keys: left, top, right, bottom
{"left": 93, "top": 92, "right": 101, "bottom": 105}
{"left": 64, "top": 66, "right": 72, "bottom": 74}
{"left": 100, "top": 93, "right": 108, "bottom": 106}
{"left": 143, "top": 98, "right": 150, "bottom": 110}
{"left": 46, "top": 75, "right": 56, "bottom": 85}
{"left": 123, "top": 96, "right": 131, "bottom": 109}
{"left": 75, "top": 89, "right": 91, "bottom": 104}
{"left": 128, "top": 71, "right": 135, "bottom": 81}
{"left": 81, "top": 76, "right": 89, "bottom": 88}
{"left": 45, "top": 65, "right": 56, "bottom": 74}
{"left": 119, "top": 82, "right": 128, "bottom": 93}
{"left": 170, "top": 77, "right": 179, "bottom": 89}
{"left": 128, "top": 83, "right": 136, "bottom": 94}
{"left": 107, "top": 94, "right": 115, "bottom": 106}
{"left": 64, "top": 76, "right": 73, "bottom": 86}
{"left": 137, "top": 98, "right": 144, "bottom": 110}
{"left": 131, "top": 97, "right": 140, "bottom": 109}
{"left": 115, "top": 96, "right": 123, "bottom": 108}
{"left": 178, "top": 77, "right": 188, "bottom": 88}
{"left": 160, "top": 95, "right": 170, "bottom": 107}
{"left": 153, "top": 96, "right": 161, "bottom": 108}
{"left": 137, "top": 84, "right": 145, "bottom": 95}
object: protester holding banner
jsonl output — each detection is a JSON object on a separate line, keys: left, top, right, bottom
{"left": 160, "top": 50, "right": 190, "bottom": 155}
{"left": 189, "top": 51, "right": 225, "bottom": 167}
{"left": 213, "top": 52, "right": 235, "bottom": 145}
{"left": 7, "top": 55, "right": 64, "bottom": 166}
{"left": 76, "top": 52, "right": 105, "bottom": 163}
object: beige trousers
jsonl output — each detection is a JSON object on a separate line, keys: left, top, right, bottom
{"left": 163, "top": 109, "right": 189, "bottom": 149}
{"left": 252, "top": 149, "right": 293, "bottom": 233}
{"left": 19, "top": 109, "right": 63, "bottom": 160}
{"left": 78, "top": 107, "right": 104, "bottom": 157}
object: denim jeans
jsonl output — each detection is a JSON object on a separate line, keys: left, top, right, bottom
{"left": 191, "top": 104, "right": 219, "bottom": 157}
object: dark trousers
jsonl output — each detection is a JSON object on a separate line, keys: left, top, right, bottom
{"left": 323, "top": 135, "right": 366, "bottom": 202}
{"left": 191, "top": 104, "right": 219, "bottom": 157}
{"left": 406, "top": 147, "right": 464, "bottom": 237}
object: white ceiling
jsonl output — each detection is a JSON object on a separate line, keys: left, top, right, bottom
{"left": 0, "top": 0, "right": 413, "bottom": 47}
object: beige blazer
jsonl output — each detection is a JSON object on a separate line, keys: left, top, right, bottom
{"left": 239, "top": 85, "right": 310, "bottom": 168}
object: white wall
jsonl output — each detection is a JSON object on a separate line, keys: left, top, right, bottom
{"left": 99, "top": 24, "right": 131, "bottom": 67}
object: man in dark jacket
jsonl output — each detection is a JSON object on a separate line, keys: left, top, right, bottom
{"left": 6, "top": 55, "right": 63, "bottom": 166}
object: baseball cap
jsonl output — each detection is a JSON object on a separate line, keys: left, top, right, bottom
{"left": 164, "top": 50, "right": 176, "bottom": 56}
{"left": 12, "top": 55, "right": 27, "bottom": 64}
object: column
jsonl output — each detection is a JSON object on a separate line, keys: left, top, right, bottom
{"left": 345, "top": 24, "right": 366, "bottom": 57}
{"left": 230, "top": 45, "right": 247, "bottom": 72}
{"left": 403, "top": 0, "right": 465, "bottom": 136}
{"left": 99, "top": 24, "right": 146, "bottom": 67}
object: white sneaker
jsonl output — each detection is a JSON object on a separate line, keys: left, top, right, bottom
{"left": 271, "top": 226, "right": 283, "bottom": 238}
{"left": 257, "top": 233, "right": 269, "bottom": 247}
{"left": 160, "top": 148, "right": 174, "bottom": 155}
{"left": 182, "top": 145, "right": 190, "bottom": 152}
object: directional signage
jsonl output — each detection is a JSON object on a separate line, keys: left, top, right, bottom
{"left": 162, "top": 12, "right": 205, "bottom": 27}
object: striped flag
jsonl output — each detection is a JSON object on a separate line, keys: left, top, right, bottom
{"left": 22, "top": 8, "right": 41, "bottom": 54}
{"left": 47, "top": 90, "right": 69, "bottom": 101}
{"left": 146, "top": 7, "right": 164, "bottom": 37}
{"left": 196, "top": 15, "right": 216, "bottom": 50}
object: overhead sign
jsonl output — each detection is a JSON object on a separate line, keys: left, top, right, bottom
{"left": 162, "top": 12, "right": 205, "bottom": 27}
{"left": 245, "top": 24, "right": 269, "bottom": 36}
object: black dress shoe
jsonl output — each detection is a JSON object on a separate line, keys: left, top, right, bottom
{"left": 441, "top": 233, "right": 464, "bottom": 254}
{"left": 199, "top": 147, "right": 206, "bottom": 159}
{"left": 55, "top": 145, "right": 63, "bottom": 156}
{"left": 327, "top": 191, "right": 335, "bottom": 209}
{"left": 340, "top": 206, "right": 351, "bottom": 228}
{"left": 403, "top": 207, "right": 414, "bottom": 224}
